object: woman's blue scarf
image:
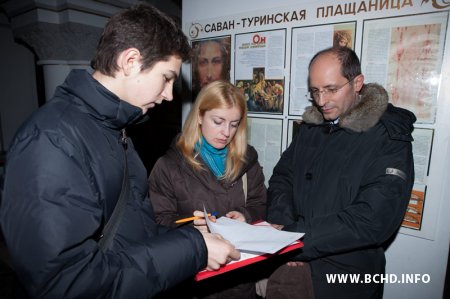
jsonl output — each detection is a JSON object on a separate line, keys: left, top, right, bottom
{"left": 196, "top": 136, "right": 228, "bottom": 179}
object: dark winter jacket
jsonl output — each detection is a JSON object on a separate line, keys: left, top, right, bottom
{"left": 0, "top": 70, "right": 207, "bottom": 298}
{"left": 149, "top": 138, "right": 266, "bottom": 227}
{"left": 267, "top": 83, "right": 416, "bottom": 299}
{"left": 148, "top": 138, "right": 266, "bottom": 299}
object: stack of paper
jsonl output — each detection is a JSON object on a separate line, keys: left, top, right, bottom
{"left": 204, "top": 207, "right": 304, "bottom": 254}
{"left": 195, "top": 209, "right": 305, "bottom": 281}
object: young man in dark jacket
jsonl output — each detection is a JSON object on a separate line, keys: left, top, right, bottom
{"left": 0, "top": 4, "right": 239, "bottom": 298}
{"left": 267, "top": 46, "right": 415, "bottom": 299}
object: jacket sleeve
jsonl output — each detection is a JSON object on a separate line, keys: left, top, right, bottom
{"left": 148, "top": 156, "right": 180, "bottom": 228}
{"left": 238, "top": 160, "right": 267, "bottom": 223}
{"left": 0, "top": 131, "right": 207, "bottom": 298}
{"left": 267, "top": 137, "right": 298, "bottom": 225}
{"left": 273, "top": 138, "right": 414, "bottom": 261}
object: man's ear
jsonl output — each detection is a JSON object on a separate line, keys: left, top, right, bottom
{"left": 117, "top": 48, "right": 141, "bottom": 76}
{"left": 353, "top": 74, "right": 365, "bottom": 93}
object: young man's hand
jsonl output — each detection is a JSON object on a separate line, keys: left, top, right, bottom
{"left": 201, "top": 232, "right": 240, "bottom": 270}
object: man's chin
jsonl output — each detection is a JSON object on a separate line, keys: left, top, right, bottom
{"left": 322, "top": 110, "right": 338, "bottom": 121}
{"left": 142, "top": 103, "right": 155, "bottom": 114}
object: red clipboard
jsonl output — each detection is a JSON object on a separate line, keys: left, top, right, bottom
{"left": 194, "top": 240, "right": 303, "bottom": 281}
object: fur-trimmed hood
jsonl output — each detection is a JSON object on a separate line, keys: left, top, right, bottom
{"left": 302, "top": 83, "right": 389, "bottom": 132}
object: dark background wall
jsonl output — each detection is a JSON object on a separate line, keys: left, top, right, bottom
{"left": 0, "top": 0, "right": 184, "bottom": 174}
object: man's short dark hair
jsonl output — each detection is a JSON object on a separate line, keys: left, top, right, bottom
{"left": 309, "top": 46, "right": 362, "bottom": 81}
{"left": 91, "top": 3, "right": 191, "bottom": 76}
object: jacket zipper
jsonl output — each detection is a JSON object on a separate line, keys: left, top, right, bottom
{"left": 121, "top": 129, "right": 128, "bottom": 150}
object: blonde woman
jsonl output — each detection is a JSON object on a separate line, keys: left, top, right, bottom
{"left": 149, "top": 80, "right": 266, "bottom": 299}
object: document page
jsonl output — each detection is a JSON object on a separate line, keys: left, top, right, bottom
{"left": 204, "top": 207, "right": 304, "bottom": 254}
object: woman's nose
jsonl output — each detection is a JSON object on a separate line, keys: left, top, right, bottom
{"left": 222, "top": 125, "right": 230, "bottom": 137}
{"left": 206, "top": 64, "right": 213, "bottom": 79}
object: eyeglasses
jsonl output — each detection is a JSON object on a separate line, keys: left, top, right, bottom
{"left": 307, "top": 77, "right": 355, "bottom": 101}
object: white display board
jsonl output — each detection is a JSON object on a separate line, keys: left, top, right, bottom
{"left": 183, "top": 2, "right": 450, "bottom": 297}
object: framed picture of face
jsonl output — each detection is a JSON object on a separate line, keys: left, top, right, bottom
{"left": 191, "top": 36, "right": 231, "bottom": 100}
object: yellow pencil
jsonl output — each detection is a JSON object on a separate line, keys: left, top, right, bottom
{"left": 175, "top": 212, "right": 218, "bottom": 224}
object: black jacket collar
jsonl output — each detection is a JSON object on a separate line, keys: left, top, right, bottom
{"left": 58, "top": 70, "right": 144, "bottom": 130}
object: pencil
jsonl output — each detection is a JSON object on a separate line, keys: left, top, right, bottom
{"left": 175, "top": 212, "right": 218, "bottom": 224}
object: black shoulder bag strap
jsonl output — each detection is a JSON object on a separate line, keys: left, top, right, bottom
{"left": 98, "top": 129, "right": 129, "bottom": 251}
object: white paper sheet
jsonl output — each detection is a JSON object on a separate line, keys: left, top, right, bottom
{"left": 204, "top": 207, "right": 304, "bottom": 254}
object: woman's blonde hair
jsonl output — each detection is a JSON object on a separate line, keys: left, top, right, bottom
{"left": 177, "top": 80, "right": 248, "bottom": 181}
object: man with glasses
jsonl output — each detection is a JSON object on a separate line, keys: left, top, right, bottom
{"left": 266, "top": 46, "right": 416, "bottom": 299}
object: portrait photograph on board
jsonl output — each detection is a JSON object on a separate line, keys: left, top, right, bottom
{"left": 191, "top": 36, "right": 232, "bottom": 100}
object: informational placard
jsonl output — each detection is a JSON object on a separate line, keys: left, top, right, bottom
{"left": 247, "top": 117, "right": 282, "bottom": 185}
{"left": 289, "top": 22, "right": 356, "bottom": 116}
{"left": 235, "top": 29, "right": 286, "bottom": 114}
{"left": 411, "top": 128, "right": 433, "bottom": 185}
{"left": 361, "top": 12, "right": 448, "bottom": 123}
{"left": 399, "top": 128, "right": 434, "bottom": 236}
{"left": 402, "top": 184, "right": 427, "bottom": 230}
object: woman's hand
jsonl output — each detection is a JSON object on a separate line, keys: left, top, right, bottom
{"left": 193, "top": 210, "right": 216, "bottom": 233}
{"left": 286, "top": 261, "right": 305, "bottom": 267}
{"left": 225, "top": 211, "right": 246, "bottom": 222}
